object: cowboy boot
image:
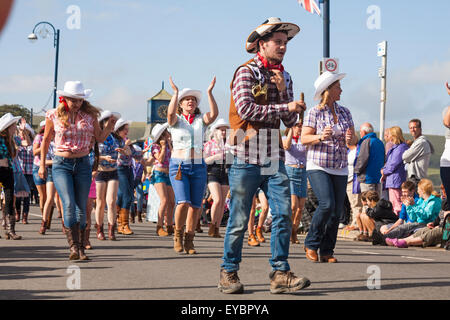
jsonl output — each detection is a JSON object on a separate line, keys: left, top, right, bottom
{"left": 15, "top": 208, "right": 20, "bottom": 223}
{"left": 130, "top": 207, "right": 136, "bottom": 224}
{"left": 38, "top": 220, "right": 47, "bottom": 235}
{"left": 46, "top": 206, "right": 54, "bottom": 230}
{"left": 137, "top": 211, "right": 143, "bottom": 223}
{"left": 213, "top": 226, "right": 222, "bottom": 238}
{"left": 22, "top": 212, "right": 28, "bottom": 224}
{"left": 156, "top": 225, "right": 169, "bottom": 237}
{"left": 256, "top": 226, "right": 265, "bottom": 243}
{"left": 167, "top": 224, "right": 174, "bottom": 235}
{"left": 208, "top": 223, "right": 215, "bottom": 237}
{"left": 291, "top": 224, "right": 300, "bottom": 244}
{"left": 121, "top": 209, "right": 134, "bottom": 235}
{"left": 79, "top": 227, "right": 90, "bottom": 261}
{"left": 65, "top": 223, "right": 80, "bottom": 260}
{"left": 184, "top": 232, "right": 197, "bottom": 254}
{"left": 195, "top": 219, "right": 203, "bottom": 233}
{"left": 173, "top": 228, "right": 184, "bottom": 253}
{"left": 96, "top": 223, "right": 106, "bottom": 240}
{"left": 84, "top": 228, "right": 92, "bottom": 250}
{"left": 116, "top": 207, "right": 123, "bottom": 234}
{"left": 108, "top": 223, "right": 117, "bottom": 241}
{"left": 5, "top": 215, "right": 22, "bottom": 240}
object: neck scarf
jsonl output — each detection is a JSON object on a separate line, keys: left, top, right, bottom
{"left": 292, "top": 135, "right": 299, "bottom": 144}
{"left": 182, "top": 113, "right": 194, "bottom": 125}
{"left": 257, "top": 52, "right": 284, "bottom": 72}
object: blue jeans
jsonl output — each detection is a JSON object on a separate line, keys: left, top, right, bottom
{"left": 131, "top": 182, "right": 144, "bottom": 213}
{"left": 305, "top": 170, "right": 347, "bottom": 256}
{"left": 169, "top": 159, "right": 207, "bottom": 208}
{"left": 117, "top": 166, "right": 134, "bottom": 210}
{"left": 52, "top": 155, "right": 92, "bottom": 229}
{"left": 221, "top": 159, "right": 292, "bottom": 272}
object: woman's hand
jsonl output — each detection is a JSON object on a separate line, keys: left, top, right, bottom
{"left": 207, "top": 76, "right": 216, "bottom": 94}
{"left": 169, "top": 77, "right": 179, "bottom": 94}
{"left": 105, "top": 117, "right": 117, "bottom": 132}
{"left": 38, "top": 165, "right": 47, "bottom": 180}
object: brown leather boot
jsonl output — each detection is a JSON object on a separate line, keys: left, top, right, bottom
{"left": 256, "top": 227, "right": 265, "bottom": 243}
{"left": 121, "top": 209, "right": 134, "bottom": 235}
{"left": 173, "top": 228, "right": 184, "bottom": 253}
{"left": 130, "top": 209, "right": 136, "bottom": 224}
{"left": 15, "top": 208, "right": 20, "bottom": 223}
{"left": 108, "top": 223, "right": 116, "bottom": 241}
{"left": 167, "top": 224, "right": 174, "bottom": 235}
{"left": 195, "top": 220, "right": 203, "bottom": 233}
{"left": 248, "top": 233, "right": 260, "bottom": 247}
{"left": 5, "top": 215, "right": 22, "bottom": 240}
{"left": 156, "top": 225, "right": 169, "bottom": 237}
{"left": 84, "top": 228, "right": 92, "bottom": 250}
{"left": 208, "top": 223, "right": 215, "bottom": 237}
{"left": 66, "top": 223, "right": 80, "bottom": 260}
{"left": 116, "top": 207, "right": 123, "bottom": 234}
{"left": 96, "top": 223, "right": 106, "bottom": 240}
{"left": 184, "top": 232, "right": 197, "bottom": 254}
{"left": 62, "top": 220, "right": 66, "bottom": 234}
{"left": 46, "top": 206, "right": 54, "bottom": 230}
{"left": 213, "top": 226, "right": 222, "bottom": 238}
{"left": 291, "top": 225, "right": 299, "bottom": 244}
{"left": 38, "top": 220, "right": 47, "bottom": 235}
{"left": 79, "top": 227, "right": 90, "bottom": 261}
{"left": 269, "top": 270, "right": 311, "bottom": 294}
{"left": 22, "top": 212, "right": 28, "bottom": 224}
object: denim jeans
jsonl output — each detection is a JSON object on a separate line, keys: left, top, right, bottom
{"left": 117, "top": 166, "right": 134, "bottom": 210}
{"left": 221, "top": 158, "right": 292, "bottom": 272}
{"left": 131, "top": 182, "right": 144, "bottom": 213}
{"left": 441, "top": 166, "right": 450, "bottom": 200}
{"left": 305, "top": 170, "right": 348, "bottom": 256}
{"left": 52, "top": 155, "right": 92, "bottom": 229}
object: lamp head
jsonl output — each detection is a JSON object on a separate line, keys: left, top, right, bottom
{"left": 27, "top": 33, "right": 38, "bottom": 42}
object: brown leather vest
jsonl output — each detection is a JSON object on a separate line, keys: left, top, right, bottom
{"left": 228, "top": 59, "right": 282, "bottom": 146}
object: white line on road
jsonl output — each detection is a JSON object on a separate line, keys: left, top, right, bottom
{"left": 401, "top": 256, "right": 435, "bottom": 261}
{"left": 352, "top": 250, "right": 381, "bottom": 255}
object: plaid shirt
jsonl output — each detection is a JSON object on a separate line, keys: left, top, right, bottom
{"left": 228, "top": 55, "right": 297, "bottom": 165}
{"left": 46, "top": 109, "right": 95, "bottom": 154}
{"left": 150, "top": 143, "right": 170, "bottom": 169}
{"left": 303, "top": 102, "right": 354, "bottom": 169}
{"left": 204, "top": 138, "right": 224, "bottom": 158}
{"left": 99, "top": 134, "right": 121, "bottom": 169}
{"left": 33, "top": 134, "right": 43, "bottom": 166}
{"left": 118, "top": 141, "right": 141, "bottom": 167}
{"left": 14, "top": 136, "right": 33, "bottom": 175}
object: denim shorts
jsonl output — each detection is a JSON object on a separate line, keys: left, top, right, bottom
{"left": 150, "top": 170, "right": 171, "bottom": 186}
{"left": 207, "top": 164, "right": 229, "bottom": 185}
{"left": 32, "top": 165, "right": 46, "bottom": 186}
{"left": 285, "top": 165, "right": 307, "bottom": 198}
{"left": 46, "top": 166, "right": 53, "bottom": 183}
{"left": 169, "top": 158, "right": 207, "bottom": 208}
{"left": 96, "top": 170, "right": 119, "bottom": 182}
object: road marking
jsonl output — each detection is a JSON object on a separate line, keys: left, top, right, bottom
{"left": 29, "top": 213, "right": 43, "bottom": 218}
{"left": 401, "top": 256, "right": 435, "bottom": 261}
{"left": 352, "top": 250, "right": 381, "bottom": 255}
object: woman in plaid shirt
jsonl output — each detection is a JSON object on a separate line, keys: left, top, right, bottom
{"left": 301, "top": 72, "right": 357, "bottom": 263}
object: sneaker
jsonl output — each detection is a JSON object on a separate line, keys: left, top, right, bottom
{"left": 385, "top": 238, "right": 396, "bottom": 246}
{"left": 393, "top": 238, "right": 408, "bottom": 248}
{"left": 269, "top": 270, "right": 311, "bottom": 294}
{"left": 218, "top": 269, "right": 244, "bottom": 294}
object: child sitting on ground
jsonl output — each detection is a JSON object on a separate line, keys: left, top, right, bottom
{"left": 354, "top": 191, "right": 369, "bottom": 240}
{"left": 357, "top": 191, "right": 397, "bottom": 242}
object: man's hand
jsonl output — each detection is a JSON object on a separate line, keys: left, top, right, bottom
{"left": 288, "top": 100, "right": 306, "bottom": 113}
{"left": 270, "top": 70, "right": 286, "bottom": 92}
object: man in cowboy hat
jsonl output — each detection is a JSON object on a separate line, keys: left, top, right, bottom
{"left": 219, "top": 17, "right": 310, "bottom": 294}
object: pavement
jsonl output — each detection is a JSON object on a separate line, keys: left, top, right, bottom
{"left": 1, "top": 204, "right": 450, "bottom": 301}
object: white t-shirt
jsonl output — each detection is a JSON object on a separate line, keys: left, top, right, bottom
{"left": 440, "top": 106, "right": 450, "bottom": 167}
{"left": 347, "top": 147, "right": 357, "bottom": 183}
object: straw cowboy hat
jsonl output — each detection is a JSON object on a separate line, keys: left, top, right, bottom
{"left": 0, "top": 113, "right": 21, "bottom": 132}
{"left": 151, "top": 123, "right": 169, "bottom": 141}
{"left": 114, "top": 118, "right": 132, "bottom": 132}
{"left": 178, "top": 88, "right": 202, "bottom": 107}
{"left": 246, "top": 17, "right": 300, "bottom": 54}
{"left": 98, "top": 110, "right": 122, "bottom": 122}
{"left": 313, "top": 71, "right": 346, "bottom": 101}
{"left": 57, "top": 81, "right": 92, "bottom": 99}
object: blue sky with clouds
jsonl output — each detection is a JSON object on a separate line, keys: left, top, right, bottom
{"left": 1, "top": 0, "right": 449, "bottom": 135}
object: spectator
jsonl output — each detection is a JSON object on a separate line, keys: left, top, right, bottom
{"left": 381, "top": 126, "right": 409, "bottom": 213}
{"left": 354, "top": 122, "right": 385, "bottom": 194}
{"left": 356, "top": 190, "right": 397, "bottom": 242}
{"left": 345, "top": 140, "right": 362, "bottom": 231}
{"left": 402, "top": 119, "right": 434, "bottom": 183}
{"left": 440, "top": 82, "right": 450, "bottom": 198}
{"left": 354, "top": 191, "right": 369, "bottom": 238}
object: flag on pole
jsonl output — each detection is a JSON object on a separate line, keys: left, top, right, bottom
{"left": 298, "top": 0, "right": 321, "bottom": 16}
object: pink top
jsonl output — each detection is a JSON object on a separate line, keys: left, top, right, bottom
{"left": 33, "top": 134, "right": 43, "bottom": 166}
{"left": 150, "top": 143, "right": 170, "bottom": 169}
{"left": 203, "top": 138, "right": 224, "bottom": 158}
{"left": 46, "top": 109, "right": 95, "bottom": 154}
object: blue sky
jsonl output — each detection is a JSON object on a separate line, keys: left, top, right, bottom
{"left": 1, "top": 0, "right": 449, "bottom": 135}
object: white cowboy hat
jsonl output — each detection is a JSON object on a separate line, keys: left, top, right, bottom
{"left": 39, "top": 120, "right": 46, "bottom": 127}
{"left": 178, "top": 88, "right": 202, "bottom": 107}
{"left": 114, "top": 118, "right": 132, "bottom": 132}
{"left": 98, "top": 110, "right": 122, "bottom": 122}
{"left": 0, "top": 113, "right": 21, "bottom": 132}
{"left": 209, "top": 118, "right": 230, "bottom": 132}
{"left": 246, "top": 17, "right": 300, "bottom": 54}
{"left": 313, "top": 71, "right": 346, "bottom": 101}
{"left": 57, "top": 80, "right": 93, "bottom": 99}
{"left": 151, "top": 123, "right": 169, "bottom": 141}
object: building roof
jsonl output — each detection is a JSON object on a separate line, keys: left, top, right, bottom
{"left": 148, "top": 88, "right": 172, "bottom": 101}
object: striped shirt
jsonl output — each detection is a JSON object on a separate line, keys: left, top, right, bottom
{"left": 14, "top": 136, "right": 33, "bottom": 175}
{"left": 304, "top": 103, "right": 354, "bottom": 169}
{"left": 229, "top": 55, "right": 298, "bottom": 165}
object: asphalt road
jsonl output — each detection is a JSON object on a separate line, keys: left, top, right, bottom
{"left": 1, "top": 204, "right": 449, "bottom": 301}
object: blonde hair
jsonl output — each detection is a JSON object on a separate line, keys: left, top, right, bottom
{"left": 56, "top": 100, "right": 100, "bottom": 128}
{"left": 417, "top": 179, "right": 440, "bottom": 197}
{"left": 317, "top": 80, "right": 339, "bottom": 110}
{"left": 388, "top": 126, "right": 405, "bottom": 145}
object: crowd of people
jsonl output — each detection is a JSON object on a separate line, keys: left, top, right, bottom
{"left": 0, "top": 17, "right": 449, "bottom": 295}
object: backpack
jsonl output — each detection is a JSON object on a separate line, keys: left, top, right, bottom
{"left": 441, "top": 214, "right": 450, "bottom": 250}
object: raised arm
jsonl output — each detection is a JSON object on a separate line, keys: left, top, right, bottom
{"left": 203, "top": 76, "right": 219, "bottom": 126}
{"left": 167, "top": 77, "right": 179, "bottom": 127}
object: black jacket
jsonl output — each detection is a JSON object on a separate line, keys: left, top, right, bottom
{"left": 366, "top": 199, "right": 398, "bottom": 224}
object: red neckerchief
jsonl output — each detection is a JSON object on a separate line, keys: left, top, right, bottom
{"left": 182, "top": 113, "right": 194, "bottom": 125}
{"left": 59, "top": 97, "right": 69, "bottom": 112}
{"left": 292, "top": 136, "right": 299, "bottom": 144}
{"left": 257, "top": 52, "right": 284, "bottom": 72}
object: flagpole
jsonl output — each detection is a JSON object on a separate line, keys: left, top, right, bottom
{"left": 323, "top": 0, "right": 330, "bottom": 58}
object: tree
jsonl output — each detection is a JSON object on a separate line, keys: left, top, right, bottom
{"left": 0, "top": 104, "right": 32, "bottom": 122}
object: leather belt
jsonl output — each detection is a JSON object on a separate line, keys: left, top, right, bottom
{"left": 287, "top": 164, "right": 305, "bottom": 169}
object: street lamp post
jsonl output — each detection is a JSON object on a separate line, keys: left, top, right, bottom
{"left": 28, "top": 21, "right": 60, "bottom": 109}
